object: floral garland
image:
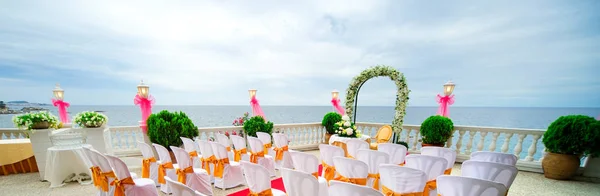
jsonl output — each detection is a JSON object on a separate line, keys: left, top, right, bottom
{"left": 344, "top": 65, "right": 410, "bottom": 133}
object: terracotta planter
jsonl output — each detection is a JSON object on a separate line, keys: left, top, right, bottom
{"left": 324, "top": 133, "right": 332, "bottom": 144}
{"left": 169, "top": 151, "right": 177, "bottom": 164}
{"left": 542, "top": 152, "right": 580, "bottom": 180}
{"left": 31, "top": 122, "right": 50, "bottom": 129}
{"left": 422, "top": 143, "right": 445, "bottom": 147}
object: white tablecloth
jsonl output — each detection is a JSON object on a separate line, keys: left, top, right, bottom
{"left": 44, "top": 144, "right": 93, "bottom": 188}
{"left": 328, "top": 134, "right": 371, "bottom": 145}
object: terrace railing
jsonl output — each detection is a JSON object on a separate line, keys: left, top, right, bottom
{"left": 0, "top": 128, "right": 27, "bottom": 140}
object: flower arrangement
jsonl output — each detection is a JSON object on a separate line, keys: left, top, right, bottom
{"left": 333, "top": 115, "right": 362, "bottom": 138}
{"left": 233, "top": 112, "right": 250, "bottom": 126}
{"left": 12, "top": 111, "right": 59, "bottom": 131}
{"left": 73, "top": 111, "right": 108, "bottom": 128}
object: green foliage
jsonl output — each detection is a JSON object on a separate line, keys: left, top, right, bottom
{"left": 147, "top": 110, "right": 198, "bottom": 151}
{"left": 322, "top": 112, "right": 342, "bottom": 134}
{"left": 243, "top": 116, "right": 274, "bottom": 137}
{"left": 74, "top": 111, "right": 108, "bottom": 127}
{"left": 543, "top": 115, "right": 600, "bottom": 157}
{"left": 12, "top": 111, "right": 59, "bottom": 131}
{"left": 420, "top": 115, "right": 454, "bottom": 145}
{"left": 396, "top": 141, "right": 409, "bottom": 149}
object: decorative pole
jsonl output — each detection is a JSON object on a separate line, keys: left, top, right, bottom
{"left": 436, "top": 81, "right": 456, "bottom": 117}
{"left": 331, "top": 90, "right": 345, "bottom": 115}
{"left": 52, "top": 84, "right": 70, "bottom": 124}
{"left": 249, "top": 89, "right": 266, "bottom": 119}
{"left": 134, "top": 80, "right": 154, "bottom": 133}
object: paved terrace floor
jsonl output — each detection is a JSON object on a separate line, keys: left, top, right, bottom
{"left": 1, "top": 150, "right": 599, "bottom": 196}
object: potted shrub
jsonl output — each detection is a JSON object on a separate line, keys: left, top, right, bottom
{"left": 147, "top": 110, "right": 199, "bottom": 163}
{"left": 243, "top": 116, "right": 273, "bottom": 137}
{"left": 420, "top": 115, "right": 454, "bottom": 147}
{"left": 322, "top": 112, "right": 342, "bottom": 143}
{"left": 12, "top": 111, "right": 59, "bottom": 132}
{"left": 542, "top": 115, "right": 600, "bottom": 180}
{"left": 73, "top": 111, "right": 108, "bottom": 128}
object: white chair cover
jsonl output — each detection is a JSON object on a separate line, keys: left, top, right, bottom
{"left": 356, "top": 149, "right": 389, "bottom": 190}
{"left": 257, "top": 132, "right": 276, "bottom": 157}
{"left": 405, "top": 154, "right": 448, "bottom": 196}
{"left": 437, "top": 176, "right": 507, "bottom": 196}
{"left": 197, "top": 140, "right": 216, "bottom": 182}
{"left": 216, "top": 133, "right": 235, "bottom": 161}
{"left": 230, "top": 135, "right": 251, "bottom": 162}
{"left": 171, "top": 147, "right": 213, "bottom": 196}
{"left": 289, "top": 151, "right": 328, "bottom": 196}
{"left": 332, "top": 157, "right": 368, "bottom": 185}
{"left": 272, "top": 133, "right": 294, "bottom": 169}
{"left": 318, "top": 144, "right": 345, "bottom": 180}
{"left": 104, "top": 155, "right": 158, "bottom": 196}
{"left": 379, "top": 164, "right": 427, "bottom": 194}
{"left": 247, "top": 137, "right": 276, "bottom": 176}
{"left": 210, "top": 142, "right": 245, "bottom": 190}
{"left": 152, "top": 143, "right": 178, "bottom": 194}
{"left": 181, "top": 137, "right": 201, "bottom": 168}
{"left": 165, "top": 176, "right": 206, "bottom": 196}
{"left": 138, "top": 142, "right": 159, "bottom": 185}
{"left": 461, "top": 160, "right": 518, "bottom": 190}
{"left": 421, "top": 147, "right": 457, "bottom": 174}
{"left": 346, "top": 140, "right": 369, "bottom": 159}
{"left": 281, "top": 168, "right": 319, "bottom": 196}
{"left": 377, "top": 143, "right": 408, "bottom": 165}
{"left": 89, "top": 150, "right": 117, "bottom": 196}
{"left": 81, "top": 147, "right": 106, "bottom": 196}
{"left": 328, "top": 181, "right": 384, "bottom": 196}
{"left": 470, "top": 151, "right": 518, "bottom": 166}
{"left": 240, "top": 161, "right": 286, "bottom": 196}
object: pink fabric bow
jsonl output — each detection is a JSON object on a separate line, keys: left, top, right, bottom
{"left": 331, "top": 98, "right": 345, "bottom": 115}
{"left": 134, "top": 94, "right": 155, "bottom": 133}
{"left": 52, "top": 99, "right": 70, "bottom": 123}
{"left": 436, "top": 94, "right": 455, "bottom": 117}
{"left": 250, "top": 96, "right": 266, "bottom": 119}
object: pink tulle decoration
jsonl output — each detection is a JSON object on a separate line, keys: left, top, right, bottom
{"left": 134, "top": 94, "right": 155, "bottom": 133}
{"left": 331, "top": 98, "right": 345, "bottom": 115}
{"left": 52, "top": 99, "right": 70, "bottom": 123}
{"left": 250, "top": 96, "right": 266, "bottom": 120}
{"left": 436, "top": 94, "right": 455, "bottom": 117}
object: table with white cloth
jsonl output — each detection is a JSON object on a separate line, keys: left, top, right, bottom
{"left": 44, "top": 144, "right": 93, "bottom": 188}
{"left": 328, "top": 134, "right": 371, "bottom": 157}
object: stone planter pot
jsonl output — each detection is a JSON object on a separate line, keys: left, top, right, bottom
{"left": 542, "top": 152, "right": 580, "bottom": 180}
{"left": 83, "top": 122, "right": 103, "bottom": 128}
{"left": 32, "top": 122, "right": 50, "bottom": 129}
{"left": 324, "top": 133, "right": 332, "bottom": 144}
{"left": 422, "top": 143, "right": 445, "bottom": 147}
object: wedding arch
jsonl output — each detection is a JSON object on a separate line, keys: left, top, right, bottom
{"left": 344, "top": 65, "right": 410, "bottom": 133}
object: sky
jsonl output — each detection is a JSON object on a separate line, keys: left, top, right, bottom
{"left": 0, "top": 0, "right": 599, "bottom": 107}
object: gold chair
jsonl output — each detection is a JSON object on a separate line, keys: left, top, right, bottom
{"left": 369, "top": 125, "right": 393, "bottom": 150}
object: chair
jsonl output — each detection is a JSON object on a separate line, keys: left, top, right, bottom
{"left": 138, "top": 142, "right": 159, "bottom": 185}
{"left": 377, "top": 143, "right": 408, "bottom": 165}
{"left": 437, "top": 176, "right": 507, "bottom": 196}
{"left": 332, "top": 157, "right": 369, "bottom": 186}
{"left": 257, "top": 132, "right": 276, "bottom": 157}
{"left": 356, "top": 149, "right": 389, "bottom": 190}
{"left": 405, "top": 154, "right": 448, "bottom": 196}
{"left": 369, "top": 125, "right": 393, "bottom": 150}
{"left": 247, "top": 137, "right": 276, "bottom": 176}
{"left": 281, "top": 168, "right": 319, "bottom": 196}
{"left": 318, "top": 144, "right": 345, "bottom": 181}
{"left": 90, "top": 150, "right": 138, "bottom": 196}
{"left": 379, "top": 164, "right": 427, "bottom": 195}
{"left": 104, "top": 155, "right": 158, "bottom": 196}
{"left": 170, "top": 147, "right": 213, "bottom": 196}
{"left": 346, "top": 140, "right": 369, "bottom": 159}
{"left": 470, "top": 151, "right": 518, "bottom": 166}
{"left": 290, "top": 151, "right": 328, "bottom": 196}
{"left": 210, "top": 142, "right": 245, "bottom": 190}
{"left": 81, "top": 147, "right": 106, "bottom": 196}
{"left": 215, "top": 133, "right": 235, "bottom": 161}
{"left": 165, "top": 176, "right": 206, "bottom": 196}
{"left": 181, "top": 137, "right": 201, "bottom": 168}
{"left": 152, "top": 144, "right": 178, "bottom": 194}
{"left": 197, "top": 140, "right": 216, "bottom": 182}
{"left": 230, "top": 135, "right": 250, "bottom": 162}
{"left": 421, "top": 147, "right": 457, "bottom": 175}
{"left": 272, "top": 133, "right": 293, "bottom": 169}
{"left": 240, "top": 161, "right": 286, "bottom": 196}
{"left": 328, "top": 180, "right": 384, "bottom": 196}
{"left": 461, "top": 160, "right": 518, "bottom": 194}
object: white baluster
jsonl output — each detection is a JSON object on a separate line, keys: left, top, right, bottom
{"left": 456, "top": 130, "right": 466, "bottom": 154}
{"left": 404, "top": 129, "right": 412, "bottom": 143}
{"left": 412, "top": 130, "right": 419, "bottom": 151}
{"left": 501, "top": 133, "right": 514, "bottom": 153}
{"left": 477, "top": 132, "right": 487, "bottom": 152}
{"left": 513, "top": 134, "right": 527, "bottom": 159}
{"left": 128, "top": 130, "right": 136, "bottom": 150}
{"left": 466, "top": 131, "right": 476, "bottom": 155}
{"left": 488, "top": 132, "right": 500, "bottom": 151}
{"left": 446, "top": 130, "right": 455, "bottom": 148}
{"left": 525, "top": 134, "right": 542, "bottom": 162}
{"left": 113, "top": 129, "right": 120, "bottom": 150}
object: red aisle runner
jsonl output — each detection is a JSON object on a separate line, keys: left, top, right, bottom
{"left": 228, "top": 165, "right": 324, "bottom": 196}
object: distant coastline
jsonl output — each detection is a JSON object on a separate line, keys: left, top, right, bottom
{"left": 0, "top": 101, "right": 50, "bottom": 114}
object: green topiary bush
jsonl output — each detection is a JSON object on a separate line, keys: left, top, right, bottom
{"left": 243, "top": 116, "right": 274, "bottom": 137}
{"left": 543, "top": 115, "right": 599, "bottom": 157}
{"left": 420, "top": 115, "right": 454, "bottom": 145}
{"left": 147, "top": 110, "right": 198, "bottom": 151}
{"left": 322, "top": 112, "right": 342, "bottom": 134}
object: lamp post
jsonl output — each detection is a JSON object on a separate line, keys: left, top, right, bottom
{"left": 134, "top": 80, "right": 154, "bottom": 133}
{"left": 331, "top": 90, "right": 345, "bottom": 115}
{"left": 52, "top": 83, "right": 70, "bottom": 124}
{"left": 437, "top": 81, "right": 456, "bottom": 117}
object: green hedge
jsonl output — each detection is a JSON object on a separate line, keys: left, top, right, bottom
{"left": 243, "top": 116, "right": 273, "bottom": 137}
{"left": 543, "top": 115, "right": 599, "bottom": 157}
{"left": 420, "top": 115, "right": 454, "bottom": 145}
{"left": 147, "top": 110, "right": 198, "bottom": 151}
{"left": 322, "top": 112, "right": 342, "bottom": 134}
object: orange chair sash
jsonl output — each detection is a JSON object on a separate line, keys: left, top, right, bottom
{"left": 98, "top": 171, "right": 117, "bottom": 192}
{"left": 263, "top": 143, "right": 271, "bottom": 155}
{"left": 176, "top": 166, "right": 194, "bottom": 184}
{"left": 213, "top": 157, "right": 230, "bottom": 178}
{"left": 158, "top": 161, "right": 174, "bottom": 184}
{"left": 226, "top": 146, "right": 231, "bottom": 151}
{"left": 234, "top": 148, "right": 247, "bottom": 162}
{"left": 312, "top": 172, "right": 319, "bottom": 179}
{"left": 331, "top": 141, "right": 349, "bottom": 157}
{"left": 368, "top": 173, "right": 381, "bottom": 190}
{"left": 423, "top": 180, "right": 437, "bottom": 196}
{"left": 250, "top": 151, "right": 265, "bottom": 164}
{"left": 111, "top": 176, "right": 135, "bottom": 196}
{"left": 334, "top": 174, "right": 367, "bottom": 186}
{"left": 141, "top": 157, "right": 157, "bottom": 178}
{"left": 189, "top": 151, "right": 198, "bottom": 157}
{"left": 200, "top": 155, "right": 217, "bottom": 175}
{"left": 321, "top": 161, "right": 336, "bottom": 181}
{"left": 382, "top": 185, "right": 423, "bottom": 196}
{"left": 249, "top": 188, "right": 273, "bottom": 196}
{"left": 89, "top": 166, "right": 102, "bottom": 188}
{"left": 274, "top": 145, "right": 288, "bottom": 161}
{"left": 443, "top": 168, "right": 452, "bottom": 175}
